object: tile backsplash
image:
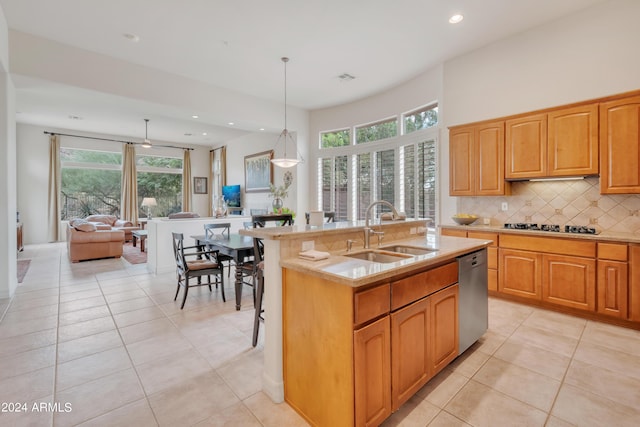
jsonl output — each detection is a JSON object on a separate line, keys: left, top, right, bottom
{"left": 457, "top": 177, "right": 640, "bottom": 235}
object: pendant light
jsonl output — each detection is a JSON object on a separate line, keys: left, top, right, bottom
{"left": 271, "top": 57, "right": 303, "bottom": 168}
{"left": 141, "top": 118, "right": 152, "bottom": 148}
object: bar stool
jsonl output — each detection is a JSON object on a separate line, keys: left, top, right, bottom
{"left": 252, "top": 237, "right": 264, "bottom": 347}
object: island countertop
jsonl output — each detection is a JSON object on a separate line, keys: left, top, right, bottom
{"left": 279, "top": 234, "right": 491, "bottom": 288}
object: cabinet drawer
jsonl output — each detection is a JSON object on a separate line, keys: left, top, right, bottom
{"left": 467, "top": 231, "right": 498, "bottom": 247}
{"left": 354, "top": 284, "right": 390, "bottom": 326}
{"left": 487, "top": 247, "right": 498, "bottom": 269}
{"left": 391, "top": 262, "right": 458, "bottom": 311}
{"left": 598, "top": 242, "right": 628, "bottom": 261}
{"left": 500, "top": 234, "right": 596, "bottom": 258}
{"left": 441, "top": 228, "right": 467, "bottom": 238}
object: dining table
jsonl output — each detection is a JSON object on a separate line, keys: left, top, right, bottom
{"left": 191, "top": 233, "right": 255, "bottom": 310}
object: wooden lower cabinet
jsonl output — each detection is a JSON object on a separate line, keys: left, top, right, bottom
{"left": 284, "top": 264, "right": 461, "bottom": 427}
{"left": 499, "top": 248, "right": 541, "bottom": 299}
{"left": 542, "top": 254, "right": 596, "bottom": 311}
{"left": 354, "top": 317, "right": 391, "bottom": 427}
{"left": 628, "top": 245, "right": 640, "bottom": 322}
{"left": 390, "top": 285, "right": 459, "bottom": 411}
{"left": 428, "top": 285, "right": 459, "bottom": 375}
{"left": 391, "top": 298, "right": 429, "bottom": 410}
{"left": 597, "top": 260, "right": 628, "bottom": 318}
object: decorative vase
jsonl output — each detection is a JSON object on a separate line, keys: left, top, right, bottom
{"left": 214, "top": 195, "right": 227, "bottom": 218}
{"left": 272, "top": 197, "right": 283, "bottom": 211}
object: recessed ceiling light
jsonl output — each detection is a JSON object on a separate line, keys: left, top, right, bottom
{"left": 449, "top": 14, "right": 464, "bottom": 24}
{"left": 123, "top": 33, "right": 140, "bottom": 42}
{"left": 259, "top": 128, "right": 265, "bottom": 131}
{"left": 192, "top": 115, "right": 199, "bottom": 119}
{"left": 228, "top": 122, "right": 234, "bottom": 126}
{"left": 202, "top": 132, "right": 207, "bottom": 136}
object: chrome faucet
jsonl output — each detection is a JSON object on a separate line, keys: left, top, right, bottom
{"left": 364, "top": 200, "right": 401, "bottom": 249}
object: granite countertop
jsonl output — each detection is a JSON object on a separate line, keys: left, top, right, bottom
{"left": 440, "top": 223, "right": 640, "bottom": 244}
{"left": 241, "top": 218, "right": 428, "bottom": 240}
{"left": 280, "top": 234, "right": 491, "bottom": 288}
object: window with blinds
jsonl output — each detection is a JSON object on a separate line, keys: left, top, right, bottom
{"left": 317, "top": 103, "right": 438, "bottom": 222}
{"left": 320, "top": 156, "right": 349, "bottom": 221}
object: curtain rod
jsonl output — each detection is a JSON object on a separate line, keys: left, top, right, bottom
{"left": 44, "top": 131, "right": 194, "bottom": 150}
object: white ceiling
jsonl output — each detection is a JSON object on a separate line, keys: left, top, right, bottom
{"left": 1, "top": 0, "right": 607, "bottom": 145}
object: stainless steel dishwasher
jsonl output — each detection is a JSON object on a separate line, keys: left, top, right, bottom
{"left": 457, "top": 249, "right": 488, "bottom": 355}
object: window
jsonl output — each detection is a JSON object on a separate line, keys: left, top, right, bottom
{"left": 320, "top": 129, "right": 350, "bottom": 148}
{"left": 136, "top": 155, "right": 183, "bottom": 217}
{"left": 403, "top": 104, "right": 438, "bottom": 134}
{"left": 401, "top": 140, "right": 436, "bottom": 220}
{"left": 318, "top": 103, "right": 438, "bottom": 222}
{"left": 61, "top": 148, "right": 122, "bottom": 220}
{"left": 60, "top": 148, "right": 184, "bottom": 220}
{"left": 356, "top": 118, "right": 398, "bottom": 144}
{"left": 319, "top": 156, "right": 349, "bottom": 221}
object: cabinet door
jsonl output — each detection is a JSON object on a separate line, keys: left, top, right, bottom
{"left": 542, "top": 254, "right": 596, "bottom": 311}
{"left": 628, "top": 245, "right": 640, "bottom": 322}
{"left": 476, "top": 121, "right": 509, "bottom": 195}
{"left": 449, "top": 127, "right": 475, "bottom": 196}
{"left": 429, "top": 284, "right": 459, "bottom": 376}
{"left": 600, "top": 95, "right": 640, "bottom": 194}
{"left": 354, "top": 317, "right": 391, "bottom": 427}
{"left": 505, "top": 114, "right": 547, "bottom": 179}
{"left": 548, "top": 104, "right": 599, "bottom": 177}
{"left": 391, "top": 298, "right": 429, "bottom": 411}
{"left": 597, "top": 260, "right": 628, "bottom": 319}
{"left": 499, "top": 248, "right": 541, "bottom": 299}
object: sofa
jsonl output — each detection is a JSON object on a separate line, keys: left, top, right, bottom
{"left": 85, "top": 214, "right": 139, "bottom": 241}
{"left": 67, "top": 220, "right": 125, "bottom": 262}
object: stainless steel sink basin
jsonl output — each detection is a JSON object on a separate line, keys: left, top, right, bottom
{"left": 345, "top": 250, "right": 412, "bottom": 263}
{"left": 380, "top": 245, "right": 438, "bottom": 255}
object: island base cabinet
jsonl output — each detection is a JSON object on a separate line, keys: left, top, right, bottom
{"left": 354, "top": 317, "right": 391, "bottom": 427}
{"left": 391, "top": 299, "right": 429, "bottom": 410}
{"left": 390, "top": 285, "right": 458, "bottom": 411}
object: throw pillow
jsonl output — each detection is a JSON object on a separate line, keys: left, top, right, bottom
{"left": 73, "top": 220, "right": 97, "bottom": 232}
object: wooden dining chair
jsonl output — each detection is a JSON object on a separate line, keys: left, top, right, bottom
{"left": 252, "top": 237, "right": 265, "bottom": 347}
{"left": 171, "top": 232, "right": 225, "bottom": 309}
{"left": 204, "top": 223, "right": 234, "bottom": 276}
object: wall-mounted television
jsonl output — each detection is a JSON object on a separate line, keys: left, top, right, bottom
{"left": 222, "top": 184, "right": 242, "bottom": 208}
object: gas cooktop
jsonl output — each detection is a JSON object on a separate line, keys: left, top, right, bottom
{"left": 503, "top": 223, "right": 599, "bottom": 234}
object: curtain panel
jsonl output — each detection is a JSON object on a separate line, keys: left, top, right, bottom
{"left": 47, "top": 134, "right": 61, "bottom": 242}
{"left": 182, "top": 149, "right": 192, "bottom": 212}
{"left": 120, "top": 143, "right": 138, "bottom": 224}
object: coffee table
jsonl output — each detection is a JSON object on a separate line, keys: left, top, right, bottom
{"left": 132, "top": 230, "right": 148, "bottom": 252}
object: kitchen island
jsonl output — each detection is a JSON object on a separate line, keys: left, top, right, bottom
{"left": 242, "top": 219, "right": 491, "bottom": 426}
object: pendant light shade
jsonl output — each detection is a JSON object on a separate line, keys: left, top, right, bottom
{"left": 141, "top": 119, "right": 152, "bottom": 148}
{"left": 271, "top": 57, "right": 303, "bottom": 168}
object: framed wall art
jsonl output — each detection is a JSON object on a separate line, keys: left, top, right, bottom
{"left": 244, "top": 150, "right": 273, "bottom": 192}
{"left": 193, "top": 176, "right": 208, "bottom": 194}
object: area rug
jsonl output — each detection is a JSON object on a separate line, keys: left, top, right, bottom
{"left": 122, "top": 242, "right": 147, "bottom": 264}
{"left": 17, "top": 259, "right": 31, "bottom": 283}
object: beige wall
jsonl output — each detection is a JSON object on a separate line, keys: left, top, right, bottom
{"left": 0, "top": 4, "right": 18, "bottom": 299}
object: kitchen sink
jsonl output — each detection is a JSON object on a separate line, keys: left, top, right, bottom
{"left": 380, "top": 245, "right": 438, "bottom": 255}
{"left": 345, "top": 250, "right": 412, "bottom": 263}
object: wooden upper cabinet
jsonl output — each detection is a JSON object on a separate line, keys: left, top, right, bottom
{"left": 548, "top": 104, "right": 599, "bottom": 177}
{"left": 600, "top": 95, "right": 640, "bottom": 194}
{"left": 449, "top": 126, "right": 475, "bottom": 196}
{"left": 505, "top": 114, "right": 547, "bottom": 179}
{"left": 450, "top": 120, "right": 509, "bottom": 196}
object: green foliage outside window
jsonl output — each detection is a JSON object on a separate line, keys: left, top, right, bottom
{"left": 356, "top": 120, "right": 398, "bottom": 144}
{"left": 404, "top": 106, "right": 438, "bottom": 134}
{"left": 320, "top": 129, "right": 350, "bottom": 148}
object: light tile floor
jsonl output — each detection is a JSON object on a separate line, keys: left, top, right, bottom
{"left": 1, "top": 242, "right": 639, "bottom": 426}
